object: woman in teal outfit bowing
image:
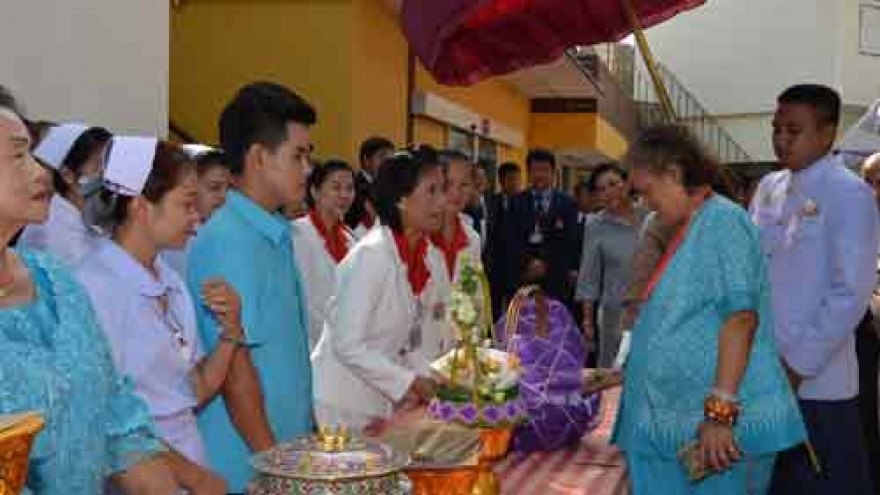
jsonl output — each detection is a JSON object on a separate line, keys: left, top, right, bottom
{"left": 613, "top": 125, "right": 806, "bottom": 494}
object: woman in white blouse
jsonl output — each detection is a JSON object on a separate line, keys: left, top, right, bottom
{"left": 75, "top": 137, "right": 243, "bottom": 494}
{"left": 419, "top": 151, "right": 485, "bottom": 362}
{"left": 312, "top": 149, "right": 446, "bottom": 433}
{"left": 433, "top": 150, "right": 483, "bottom": 281}
{"left": 292, "top": 160, "right": 356, "bottom": 350}
{"left": 18, "top": 123, "right": 110, "bottom": 266}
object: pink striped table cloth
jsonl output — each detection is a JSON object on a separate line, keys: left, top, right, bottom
{"left": 495, "top": 388, "right": 629, "bottom": 495}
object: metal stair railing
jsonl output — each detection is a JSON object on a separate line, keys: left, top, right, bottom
{"left": 585, "top": 43, "right": 753, "bottom": 165}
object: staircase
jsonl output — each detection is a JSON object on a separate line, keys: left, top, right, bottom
{"left": 573, "top": 43, "right": 752, "bottom": 165}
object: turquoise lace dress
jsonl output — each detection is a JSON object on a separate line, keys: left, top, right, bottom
{"left": 612, "top": 197, "right": 806, "bottom": 494}
{"left": 0, "top": 249, "right": 164, "bottom": 495}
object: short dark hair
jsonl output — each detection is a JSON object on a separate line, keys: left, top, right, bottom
{"left": 778, "top": 84, "right": 841, "bottom": 128}
{"left": 306, "top": 159, "right": 354, "bottom": 208}
{"left": 0, "top": 85, "right": 20, "bottom": 115}
{"left": 374, "top": 149, "right": 442, "bottom": 232}
{"left": 85, "top": 141, "right": 196, "bottom": 233}
{"left": 25, "top": 120, "right": 55, "bottom": 145}
{"left": 52, "top": 126, "right": 112, "bottom": 197}
{"left": 410, "top": 144, "right": 440, "bottom": 166}
{"left": 184, "top": 147, "right": 228, "bottom": 177}
{"left": 438, "top": 149, "right": 472, "bottom": 175}
{"left": 623, "top": 124, "right": 721, "bottom": 192}
{"left": 359, "top": 137, "right": 395, "bottom": 165}
{"left": 586, "top": 162, "right": 627, "bottom": 193}
{"left": 526, "top": 148, "right": 556, "bottom": 169}
{"left": 573, "top": 181, "right": 589, "bottom": 197}
{"left": 498, "top": 162, "right": 520, "bottom": 181}
{"left": 219, "top": 81, "right": 317, "bottom": 176}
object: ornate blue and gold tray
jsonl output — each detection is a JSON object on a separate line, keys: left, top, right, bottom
{"left": 248, "top": 429, "right": 411, "bottom": 495}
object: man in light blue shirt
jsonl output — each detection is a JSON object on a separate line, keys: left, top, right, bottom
{"left": 188, "top": 82, "right": 316, "bottom": 493}
{"left": 752, "top": 84, "right": 878, "bottom": 494}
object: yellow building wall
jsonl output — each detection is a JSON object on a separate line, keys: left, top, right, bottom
{"left": 413, "top": 116, "right": 447, "bottom": 149}
{"left": 498, "top": 144, "right": 525, "bottom": 167}
{"left": 350, "top": 0, "right": 408, "bottom": 160}
{"left": 415, "top": 65, "right": 530, "bottom": 141}
{"left": 170, "top": 0, "right": 625, "bottom": 170}
{"left": 528, "top": 113, "right": 598, "bottom": 150}
{"left": 529, "top": 113, "right": 628, "bottom": 162}
{"left": 170, "top": 0, "right": 354, "bottom": 160}
{"left": 595, "top": 118, "right": 629, "bottom": 160}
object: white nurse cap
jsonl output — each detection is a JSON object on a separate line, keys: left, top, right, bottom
{"left": 181, "top": 143, "right": 218, "bottom": 158}
{"left": 32, "top": 123, "right": 90, "bottom": 170}
{"left": 102, "top": 136, "right": 158, "bottom": 197}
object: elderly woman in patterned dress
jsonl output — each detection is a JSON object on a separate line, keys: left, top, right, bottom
{"left": 613, "top": 125, "right": 806, "bottom": 495}
{"left": 0, "top": 90, "right": 217, "bottom": 494}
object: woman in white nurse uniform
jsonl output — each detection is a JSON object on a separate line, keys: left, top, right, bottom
{"left": 18, "top": 123, "right": 111, "bottom": 265}
{"left": 75, "top": 137, "right": 244, "bottom": 493}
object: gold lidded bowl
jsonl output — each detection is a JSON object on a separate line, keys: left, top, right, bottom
{"left": 250, "top": 426, "right": 410, "bottom": 482}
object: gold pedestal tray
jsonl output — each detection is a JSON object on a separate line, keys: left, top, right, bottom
{"left": 406, "top": 467, "right": 479, "bottom": 495}
{"left": 472, "top": 427, "right": 513, "bottom": 495}
{"left": 379, "top": 419, "right": 513, "bottom": 495}
{"left": 0, "top": 412, "right": 45, "bottom": 495}
{"left": 380, "top": 420, "right": 483, "bottom": 495}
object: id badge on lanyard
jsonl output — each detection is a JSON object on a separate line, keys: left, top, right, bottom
{"left": 530, "top": 202, "right": 547, "bottom": 245}
{"left": 529, "top": 224, "right": 544, "bottom": 245}
{"left": 156, "top": 297, "right": 194, "bottom": 365}
{"left": 408, "top": 299, "right": 425, "bottom": 352}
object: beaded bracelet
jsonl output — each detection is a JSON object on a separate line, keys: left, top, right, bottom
{"left": 704, "top": 395, "right": 740, "bottom": 427}
{"left": 219, "top": 332, "right": 248, "bottom": 347}
{"left": 709, "top": 388, "right": 740, "bottom": 404}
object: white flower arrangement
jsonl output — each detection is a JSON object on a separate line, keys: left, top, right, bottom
{"left": 431, "top": 257, "right": 521, "bottom": 400}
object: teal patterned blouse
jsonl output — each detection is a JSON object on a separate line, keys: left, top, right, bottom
{"left": 0, "top": 250, "right": 163, "bottom": 495}
{"left": 612, "top": 196, "right": 806, "bottom": 457}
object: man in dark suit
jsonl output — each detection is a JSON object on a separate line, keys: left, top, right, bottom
{"left": 573, "top": 181, "right": 594, "bottom": 266}
{"left": 464, "top": 164, "right": 490, "bottom": 242}
{"left": 506, "top": 149, "right": 580, "bottom": 306}
{"left": 345, "top": 136, "right": 394, "bottom": 231}
{"left": 485, "top": 161, "right": 522, "bottom": 319}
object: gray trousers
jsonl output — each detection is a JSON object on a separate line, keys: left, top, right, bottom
{"left": 597, "top": 306, "right": 623, "bottom": 369}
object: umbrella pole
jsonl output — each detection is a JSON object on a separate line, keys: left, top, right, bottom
{"left": 406, "top": 47, "right": 416, "bottom": 146}
{"left": 622, "top": 0, "right": 677, "bottom": 121}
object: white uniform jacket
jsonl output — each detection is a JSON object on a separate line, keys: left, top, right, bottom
{"left": 292, "top": 215, "right": 356, "bottom": 351}
{"left": 311, "top": 226, "right": 443, "bottom": 423}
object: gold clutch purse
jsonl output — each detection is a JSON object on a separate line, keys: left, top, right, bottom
{"left": 676, "top": 440, "right": 711, "bottom": 483}
{"left": 0, "top": 412, "right": 45, "bottom": 495}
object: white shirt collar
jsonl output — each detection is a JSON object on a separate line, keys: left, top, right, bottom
{"left": 95, "top": 239, "right": 182, "bottom": 297}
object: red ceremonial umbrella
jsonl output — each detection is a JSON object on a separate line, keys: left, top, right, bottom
{"left": 401, "top": 0, "right": 704, "bottom": 88}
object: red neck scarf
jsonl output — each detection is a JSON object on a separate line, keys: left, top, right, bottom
{"left": 393, "top": 231, "right": 431, "bottom": 296}
{"left": 310, "top": 209, "right": 349, "bottom": 264}
{"left": 430, "top": 217, "right": 469, "bottom": 279}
